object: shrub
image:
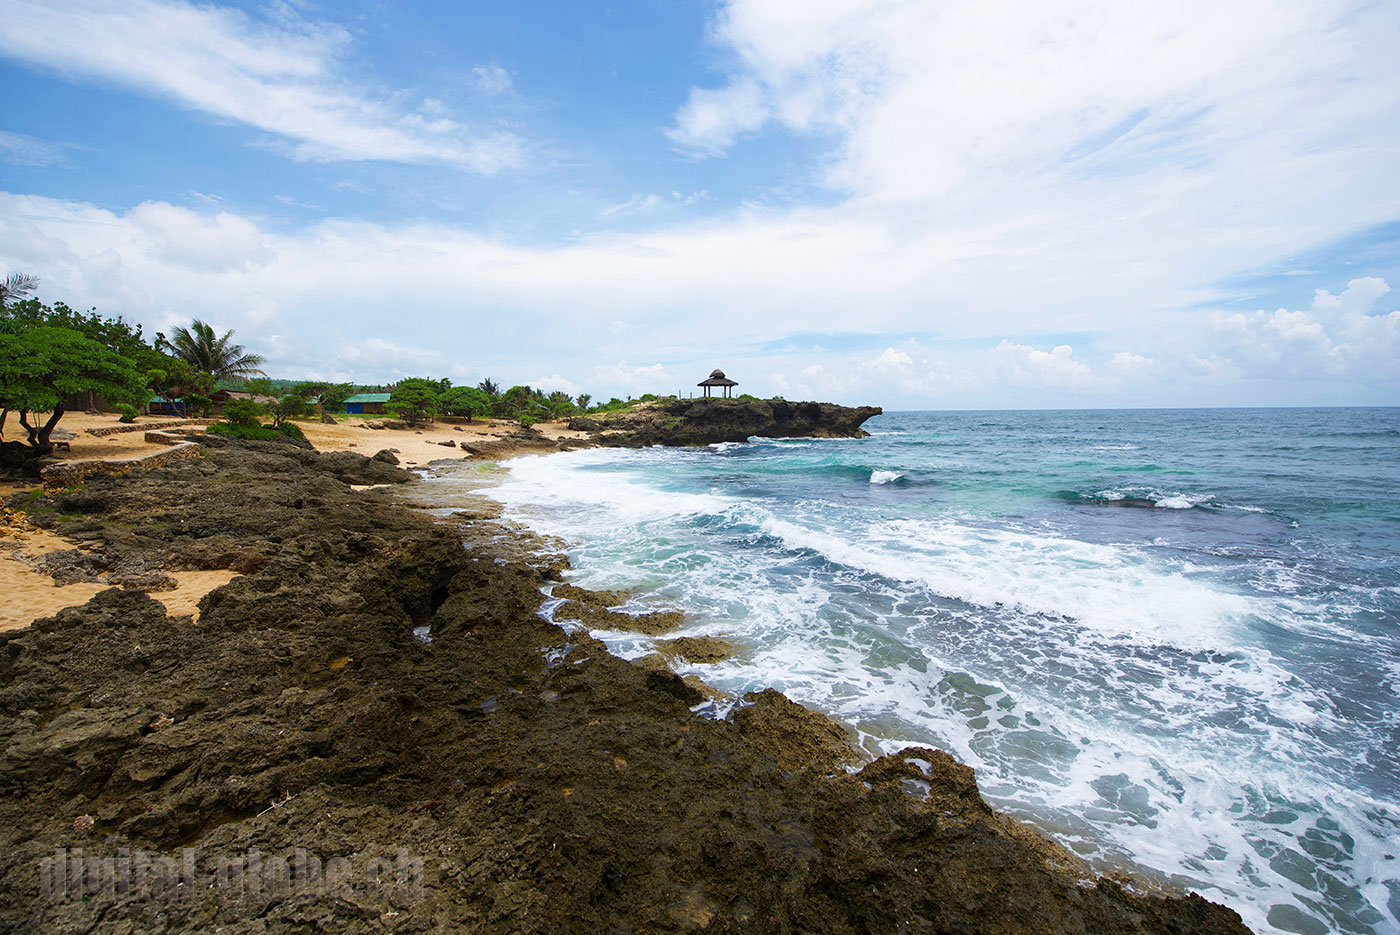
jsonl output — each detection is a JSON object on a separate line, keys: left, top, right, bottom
{"left": 207, "top": 421, "right": 305, "bottom": 442}
{"left": 221, "top": 397, "right": 263, "bottom": 427}
{"left": 518, "top": 413, "right": 539, "bottom": 429}
{"left": 115, "top": 403, "right": 138, "bottom": 423}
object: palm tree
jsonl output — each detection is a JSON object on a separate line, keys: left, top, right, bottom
{"left": 477, "top": 378, "right": 500, "bottom": 399}
{"left": 159, "top": 319, "right": 265, "bottom": 381}
{"left": 0, "top": 272, "right": 39, "bottom": 308}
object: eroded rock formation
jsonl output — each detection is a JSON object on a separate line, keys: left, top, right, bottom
{"left": 570, "top": 397, "right": 883, "bottom": 447}
{"left": 0, "top": 439, "right": 1250, "bottom": 934}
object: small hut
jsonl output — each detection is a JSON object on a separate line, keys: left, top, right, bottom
{"left": 697, "top": 369, "right": 738, "bottom": 398}
{"left": 343, "top": 392, "right": 392, "bottom": 414}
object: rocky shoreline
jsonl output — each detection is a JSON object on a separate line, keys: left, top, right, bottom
{"left": 0, "top": 436, "right": 1251, "bottom": 933}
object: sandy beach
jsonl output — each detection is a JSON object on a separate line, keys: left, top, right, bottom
{"left": 0, "top": 410, "right": 584, "bottom": 632}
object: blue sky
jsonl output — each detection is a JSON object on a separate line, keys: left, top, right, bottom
{"left": 1, "top": 0, "right": 1397, "bottom": 407}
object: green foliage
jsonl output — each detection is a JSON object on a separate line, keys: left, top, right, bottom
{"left": 518, "top": 413, "right": 539, "bottom": 429}
{"left": 116, "top": 403, "right": 138, "bottom": 423}
{"left": 270, "top": 394, "right": 310, "bottom": 427}
{"left": 440, "top": 385, "right": 491, "bottom": 420}
{"left": 575, "top": 393, "right": 592, "bottom": 411}
{"left": 291, "top": 380, "right": 356, "bottom": 414}
{"left": 158, "top": 319, "right": 265, "bottom": 381}
{"left": 143, "top": 354, "right": 212, "bottom": 413}
{"left": 639, "top": 393, "right": 658, "bottom": 402}
{"left": 221, "top": 397, "right": 264, "bottom": 428}
{"left": 0, "top": 325, "right": 147, "bottom": 450}
{"left": 208, "top": 421, "right": 305, "bottom": 442}
{"left": 185, "top": 393, "right": 213, "bottom": 417}
{"left": 0, "top": 273, "right": 40, "bottom": 308}
{"left": 386, "top": 377, "right": 442, "bottom": 424}
{"left": 1, "top": 298, "right": 148, "bottom": 357}
{"left": 477, "top": 378, "right": 500, "bottom": 399}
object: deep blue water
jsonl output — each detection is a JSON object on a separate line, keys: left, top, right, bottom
{"left": 430, "top": 407, "right": 1400, "bottom": 935}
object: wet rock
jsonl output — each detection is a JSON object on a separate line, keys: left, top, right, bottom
{"left": 655, "top": 635, "right": 736, "bottom": 664}
{"left": 0, "top": 437, "right": 1253, "bottom": 935}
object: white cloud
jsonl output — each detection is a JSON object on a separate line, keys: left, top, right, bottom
{"left": 128, "top": 201, "right": 273, "bottom": 273}
{"left": 1209, "top": 277, "right": 1400, "bottom": 379}
{"left": 472, "top": 64, "right": 513, "bottom": 94}
{"left": 589, "top": 361, "right": 674, "bottom": 396}
{"left": 0, "top": 129, "right": 70, "bottom": 167}
{"left": 987, "top": 342, "right": 1097, "bottom": 390}
{"left": 531, "top": 373, "right": 583, "bottom": 396}
{"left": 1, "top": 196, "right": 1396, "bottom": 407}
{"left": 0, "top": 0, "right": 524, "bottom": 171}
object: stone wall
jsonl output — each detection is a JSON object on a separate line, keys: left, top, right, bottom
{"left": 84, "top": 418, "right": 219, "bottom": 438}
{"left": 40, "top": 430, "right": 204, "bottom": 487}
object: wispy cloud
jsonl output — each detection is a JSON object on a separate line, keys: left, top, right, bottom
{"left": 0, "top": 129, "right": 72, "bottom": 167}
{"left": 0, "top": 0, "right": 525, "bottom": 172}
{"left": 471, "top": 64, "right": 513, "bottom": 95}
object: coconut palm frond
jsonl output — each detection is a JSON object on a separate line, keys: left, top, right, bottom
{"left": 167, "top": 319, "right": 266, "bottom": 380}
{"left": 0, "top": 272, "right": 40, "bottom": 308}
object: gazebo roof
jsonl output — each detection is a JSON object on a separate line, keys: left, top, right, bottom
{"left": 697, "top": 368, "right": 738, "bottom": 387}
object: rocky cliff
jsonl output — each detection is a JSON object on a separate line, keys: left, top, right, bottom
{"left": 569, "top": 397, "right": 882, "bottom": 447}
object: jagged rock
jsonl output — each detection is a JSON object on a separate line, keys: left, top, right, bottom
{"left": 0, "top": 438, "right": 1253, "bottom": 935}
{"left": 321, "top": 413, "right": 337, "bottom": 424}
{"left": 438, "top": 439, "right": 457, "bottom": 447}
{"left": 654, "top": 634, "right": 736, "bottom": 664}
{"left": 570, "top": 397, "right": 882, "bottom": 447}
{"left": 371, "top": 449, "right": 400, "bottom": 465}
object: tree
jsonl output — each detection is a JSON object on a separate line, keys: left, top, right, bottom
{"left": 158, "top": 319, "right": 265, "bottom": 382}
{"left": 0, "top": 326, "right": 146, "bottom": 453}
{"left": 141, "top": 354, "right": 213, "bottom": 416}
{"left": 493, "top": 384, "right": 534, "bottom": 418}
{"left": 477, "top": 378, "right": 500, "bottom": 399}
{"left": 440, "top": 385, "right": 491, "bottom": 422}
{"left": 0, "top": 273, "right": 39, "bottom": 309}
{"left": 270, "top": 393, "right": 310, "bottom": 427}
{"left": 4, "top": 298, "right": 154, "bottom": 412}
{"left": 386, "top": 378, "right": 442, "bottom": 425}
{"left": 544, "top": 390, "right": 576, "bottom": 418}
{"left": 292, "top": 380, "right": 356, "bottom": 416}
{"left": 575, "top": 393, "right": 592, "bottom": 412}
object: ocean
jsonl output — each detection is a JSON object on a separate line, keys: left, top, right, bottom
{"left": 426, "top": 407, "right": 1400, "bottom": 935}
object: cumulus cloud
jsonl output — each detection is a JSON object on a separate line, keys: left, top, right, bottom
{"left": 1210, "top": 277, "right": 1400, "bottom": 379}
{"left": 3, "top": 189, "right": 1396, "bottom": 405}
{"left": 0, "top": 0, "right": 524, "bottom": 171}
{"left": 590, "top": 361, "right": 674, "bottom": 396}
{"left": 128, "top": 201, "right": 273, "bottom": 273}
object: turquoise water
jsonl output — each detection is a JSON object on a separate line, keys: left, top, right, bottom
{"left": 438, "top": 407, "right": 1399, "bottom": 934}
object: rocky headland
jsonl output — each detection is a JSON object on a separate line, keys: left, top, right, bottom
{"left": 0, "top": 435, "right": 1251, "bottom": 933}
{"left": 568, "top": 397, "right": 883, "bottom": 447}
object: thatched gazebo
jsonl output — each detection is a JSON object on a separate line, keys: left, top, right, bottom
{"left": 698, "top": 369, "right": 738, "bottom": 398}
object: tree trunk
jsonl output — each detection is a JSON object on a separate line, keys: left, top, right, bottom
{"left": 18, "top": 406, "right": 64, "bottom": 455}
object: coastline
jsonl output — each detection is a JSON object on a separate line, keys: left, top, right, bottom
{"left": 0, "top": 422, "right": 1252, "bottom": 932}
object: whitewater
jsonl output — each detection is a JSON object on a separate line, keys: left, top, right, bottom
{"left": 426, "top": 407, "right": 1400, "bottom": 935}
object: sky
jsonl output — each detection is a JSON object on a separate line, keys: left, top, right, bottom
{"left": 1, "top": 0, "right": 1397, "bottom": 409}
